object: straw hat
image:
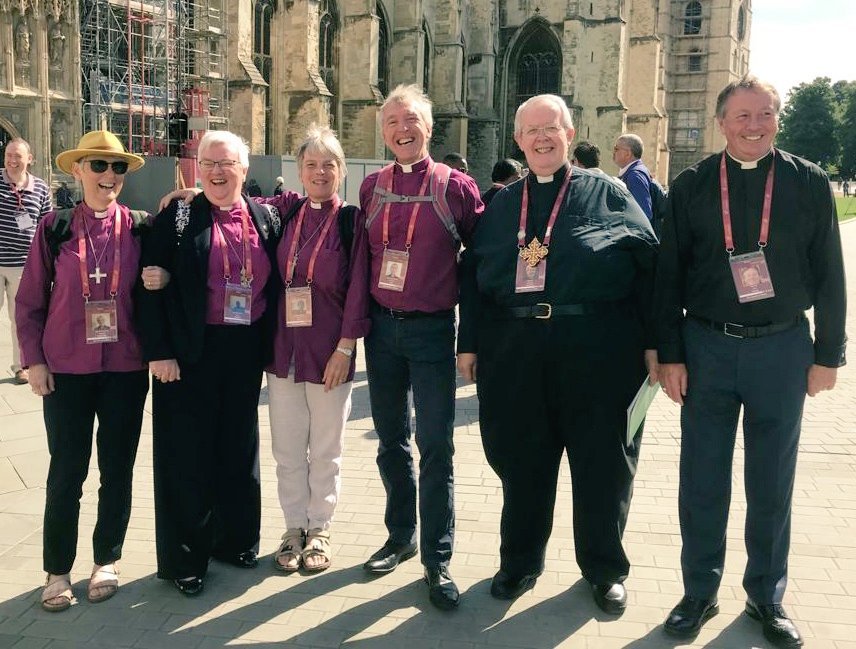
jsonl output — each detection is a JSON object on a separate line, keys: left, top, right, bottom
{"left": 56, "top": 130, "right": 145, "bottom": 175}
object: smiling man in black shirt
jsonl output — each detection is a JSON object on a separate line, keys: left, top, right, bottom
{"left": 654, "top": 75, "right": 846, "bottom": 648}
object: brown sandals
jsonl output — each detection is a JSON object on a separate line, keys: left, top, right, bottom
{"left": 302, "top": 529, "right": 331, "bottom": 572}
{"left": 274, "top": 528, "right": 305, "bottom": 573}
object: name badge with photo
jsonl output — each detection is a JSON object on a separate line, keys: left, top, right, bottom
{"left": 84, "top": 300, "right": 118, "bottom": 344}
{"left": 378, "top": 249, "right": 409, "bottom": 292}
{"left": 729, "top": 250, "right": 775, "bottom": 303}
{"left": 515, "top": 256, "right": 547, "bottom": 293}
{"left": 224, "top": 283, "right": 252, "bottom": 325}
{"left": 285, "top": 286, "right": 313, "bottom": 327}
{"left": 15, "top": 211, "right": 34, "bottom": 231}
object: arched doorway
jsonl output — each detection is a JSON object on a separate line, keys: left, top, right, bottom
{"left": 502, "top": 19, "right": 561, "bottom": 158}
{"left": 0, "top": 120, "right": 17, "bottom": 151}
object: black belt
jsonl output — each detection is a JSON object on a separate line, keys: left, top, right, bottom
{"left": 688, "top": 314, "right": 803, "bottom": 338}
{"left": 491, "top": 302, "right": 629, "bottom": 320}
{"left": 372, "top": 302, "right": 454, "bottom": 320}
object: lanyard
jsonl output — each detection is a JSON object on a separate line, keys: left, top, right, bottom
{"left": 381, "top": 161, "right": 434, "bottom": 251}
{"left": 7, "top": 181, "right": 24, "bottom": 213}
{"left": 517, "top": 167, "right": 573, "bottom": 249}
{"left": 214, "top": 204, "right": 253, "bottom": 284}
{"left": 284, "top": 197, "right": 342, "bottom": 286}
{"left": 77, "top": 210, "right": 122, "bottom": 300}
{"left": 719, "top": 150, "right": 775, "bottom": 255}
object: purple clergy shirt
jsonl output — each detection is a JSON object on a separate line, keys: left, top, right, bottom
{"left": 267, "top": 197, "right": 371, "bottom": 384}
{"left": 15, "top": 203, "right": 146, "bottom": 373}
{"left": 359, "top": 157, "right": 483, "bottom": 312}
{"left": 205, "top": 201, "right": 272, "bottom": 324}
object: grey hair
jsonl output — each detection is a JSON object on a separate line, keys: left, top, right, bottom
{"left": 380, "top": 84, "right": 434, "bottom": 130}
{"left": 616, "top": 133, "right": 644, "bottom": 159}
{"left": 296, "top": 124, "right": 348, "bottom": 178}
{"left": 514, "top": 94, "right": 574, "bottom": 134}
{"left": 197, "top": 130, "right": 250, "bottom": 168}
{"left": 715, "top": 74, "right": 782, "bottom": 119}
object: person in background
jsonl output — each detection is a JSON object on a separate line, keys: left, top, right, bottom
{"left": 1, "top": 138, "right": 52, "bottom": 384}
{"left": 16, "top": 130, "right": 149, "bottom": 611}
{"left": 572, "top": 141, "right": 626, "bottom": 189}
{"left": 442, "top": 152, "right": 469, "bottom": 175}
{"left": 655, "top": 75, "right": 846, "bottom": 648}
{"left": 274, "top": 176, "right": 285, "bottom": 196}
{"left": 481, "top": 158, "right": 523, "bottom": 206}
{"left": 613, "top": 133, "right": 653, "bottom": 221}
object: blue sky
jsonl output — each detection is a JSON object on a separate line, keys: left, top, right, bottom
{"left": 751, "top": 0, "right": 855, "bottom": 103}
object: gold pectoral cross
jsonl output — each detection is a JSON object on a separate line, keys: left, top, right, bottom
{"left": 519, "top": 237, "right": 549, "bottom": 268}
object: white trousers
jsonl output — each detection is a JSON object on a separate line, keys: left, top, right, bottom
{"left": 0, "top": 266, "right": 23, "bottom": 373}
{"left": 266, "top": 372, "right": 352, "bottom": 531}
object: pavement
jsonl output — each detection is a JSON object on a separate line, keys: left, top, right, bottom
{"left": 0, "top": 223, "right": 854, "bottom": 649}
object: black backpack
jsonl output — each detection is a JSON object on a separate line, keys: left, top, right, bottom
{"left": 648, "top": 178, "right": 668, "bottom": 237}
{"left": 45, "top": 208, "right": 149, "bottom": 260}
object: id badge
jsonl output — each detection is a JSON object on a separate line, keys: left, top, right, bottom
{"left": 15, "top": 211, "right": 34, "bottom": 231}
{"left": 378, "top": 249, "right": 409, "bottom": 292}
{"left": 515, "top": 257, "right": 547, "bottom": 293}
{"left": 84, "top": 300, "right": 118, "bottom": 344}
{"left": 224, "top": 282, "right": 252, "bottom": 325}
{"left": 285, "top": 286, "right": 312, "bottom": 327}
{"left": 729, "top": 250, "right": 775, "bottom": 303}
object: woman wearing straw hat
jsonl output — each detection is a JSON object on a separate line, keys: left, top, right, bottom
{"left": 15, "top": 130, "right": 150, "bottom": 611}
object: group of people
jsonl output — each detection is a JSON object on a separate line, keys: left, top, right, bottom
{"left": 1, "top": 74, "right": 845, "bottom": 649}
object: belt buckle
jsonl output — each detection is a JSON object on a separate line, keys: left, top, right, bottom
{"left": 722, "top": 322, "right": 745, "bottom": 338}
{"left": 387, "top": 308, "right": 403, "bottom": 320}
{"left": 535, "top": 303, "right": 552, "bottom": 319}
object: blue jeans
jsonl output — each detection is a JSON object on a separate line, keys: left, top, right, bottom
{"left": 364, "top": 309, "right": 456, "bottom": 568}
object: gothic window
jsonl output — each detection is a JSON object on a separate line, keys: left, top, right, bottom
{"left": 684, "top": 1, "right": 702, "bottom": 35}
{"left": 254, "top": 0, "right": 275, "bottom": 152}
{"left": 319, "top": 0, "right": 337, "bottom": 96}
{"left": 377, "top": 1, "right": 390, "bottom": 96}
{"left": 422, "top": 21, "right": 432, "bottom": 92}
{"left": 688, "top": 48, "right": 702, "bottom": 72}
{"left": 737, "top": 4, "right": 746, "bottom": 41}
{"left": 505, "top": 19, "right": 561, "bottom": 156}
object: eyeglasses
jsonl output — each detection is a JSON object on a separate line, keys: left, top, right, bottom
{"left": 86, "top": 159, "right": 129, "bottom": 174}
{"left": 522, "top": 125, "right": 563, "bottom": 138}
{"left": 198, "top": 159, "right": 240, "bottom": 170}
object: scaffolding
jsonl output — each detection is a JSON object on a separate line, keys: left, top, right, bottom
{"left": 79, "top": 0, "right": 228, "bottom": 157}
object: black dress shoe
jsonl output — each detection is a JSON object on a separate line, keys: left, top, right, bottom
{"left": 490, "top": 570, "right": 538, "bottom": 600}
{"left": 173, "top": 576, "right": 203, "bottom": 596}
{"left": 591, "top": 582, "right": 627, "bottom": 615}
{"left": 745, "top": 599, "right": 804, "bottom": 648}
{"left": 424, "top": 565, "right": 459, "bottom": 610}
{"left": 215, "top": 550, "right": 258, "bottom": 569}
{"left": 664, "top": 595, "right": 719, "bottom": 637}
{"left": 362, "top": 541, "right": 418, "bottom": 574}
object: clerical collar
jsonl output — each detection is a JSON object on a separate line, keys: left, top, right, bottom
{"left": 396, "top": 156, "right": 429, "bottom": 174}
{"left": 726, "top": 148, "right": 773, "bottom": 170}
{"left": 93, "top": 209, "right": 110, "bottom": 219}
{"left": 536, "top": 174, "right": 553, "bottom": 184}
{"left": 81, "top": 202, "right": 113, "bottom": 219}
{"left": 310, "top": 201, "right": 322, "bottom": 209}
{"left": 528, "top": 163, "right": 570, "bottom": 186}
{"left": 217, "top": 199, "right": 244, "bottom": 212}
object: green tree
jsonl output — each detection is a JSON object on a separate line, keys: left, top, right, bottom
{"left": 840, "top": 87, "right": 856, "bottom": 179}
{"left": 778, "top": 77, "right": 838, "bottom": 168}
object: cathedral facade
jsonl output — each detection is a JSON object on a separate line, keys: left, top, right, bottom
{"left": 0, "top": 0, "right": 751, "bottom": 187}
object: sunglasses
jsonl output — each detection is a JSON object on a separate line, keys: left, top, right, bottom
{"left": 86, "top": 159, "right": 129, "bottom": 174}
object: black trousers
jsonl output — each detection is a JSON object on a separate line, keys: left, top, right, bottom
{"left": 43, "top": 370, "right": 148, "bottom": 574}
{"left": 152, "top": 323, "right": 263, "bottom": 580}
{"left": 364, "top": 310, "right": 457, "bottom": 567}
{"left": 679, "top": 317, "right": 813, "bottom": 604}
{"left": 476, "top": 313, "right": 646, "bottom": 584}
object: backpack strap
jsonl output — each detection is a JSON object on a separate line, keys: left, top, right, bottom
{"left": 46, "top": 208, "right": 75, "bottom": 259}
{"left": 338, "top": 203, "right": 358, "bottom": 260}
{"left": 364, "top": 162, "right": 461, "bottom": 245}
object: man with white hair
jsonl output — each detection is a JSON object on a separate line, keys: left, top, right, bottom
{"left": 359, "top": 84, "right": 483, "bottom": 610}
{"left": 458, "top": 94, "right": 658, "bottom": 613}
{"left": 613, "top": 133, "right": 653, "bottom": 221}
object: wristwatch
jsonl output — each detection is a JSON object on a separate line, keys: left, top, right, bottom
{"left": 336, "top": 346, "right": 354, "bottom": 357}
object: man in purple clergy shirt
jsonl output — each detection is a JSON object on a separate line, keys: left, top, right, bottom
{"left": 358, "top": 84, "right": 483, "bottom": 611}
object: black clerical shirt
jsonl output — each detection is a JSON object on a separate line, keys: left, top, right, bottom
{"left": 653, "top": 149, "right": 847, "bottom": 367}
{"left": 458, "top": 164, "right": 658, "bottom": 352}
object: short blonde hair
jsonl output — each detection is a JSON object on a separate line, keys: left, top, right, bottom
{"left": 380, "top": 84, "right": 434, "bottom": 130}
{"left": 514, "top": 94, "right": 574, "bottom": 134}
{"left": 198, "top": 130, "right": 250, "bottom": 168}
{"left": 296, "top": 125, "right": 348, "bottom": 178}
